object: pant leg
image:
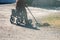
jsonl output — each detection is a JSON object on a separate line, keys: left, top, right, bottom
{"left": 16, "top": 8, "right": 23, "bottom": 22}
{"left": 17, "top": 7, "right": 23, "bottom": 23}
{"left": 16, "top": 8, "right": 21, "bottom": 17}
{"left": 22, "top": 8, "right": 29, "bottom": 24}
{"left": 20, "top": 10, "right": 24, "bottom": 23}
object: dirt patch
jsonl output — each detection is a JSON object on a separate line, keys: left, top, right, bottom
{"left": 41, "top": 14, "right": 60, "bottom": 27}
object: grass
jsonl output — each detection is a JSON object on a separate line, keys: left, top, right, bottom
{"left": 42, "top": 14, "right": 60, "bottom": 27}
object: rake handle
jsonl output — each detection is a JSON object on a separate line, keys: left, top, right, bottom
{"left": 27, "top": 7, "right": 38, "bottom": 23}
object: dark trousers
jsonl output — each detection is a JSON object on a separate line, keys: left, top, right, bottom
{"left": 16, "top": 7, "right": 29, "bottom": 24}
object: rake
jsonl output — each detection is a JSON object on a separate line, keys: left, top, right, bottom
{"left": 27, "top": 7, "right": 41, "bottom": 28}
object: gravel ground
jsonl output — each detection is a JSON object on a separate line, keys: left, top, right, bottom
{"left": 0, "top": 4, "right": 60, "bottom": 40}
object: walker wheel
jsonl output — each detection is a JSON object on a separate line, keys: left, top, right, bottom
{"left": 10, "top": 16, "right": 15, "bottom": 24}
{"left": 16, "top": 18, "right": 20, "bottom": 25}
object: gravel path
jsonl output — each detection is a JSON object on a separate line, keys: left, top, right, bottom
{"left": 0, "top": 4, "right": 60, "bottom": 40}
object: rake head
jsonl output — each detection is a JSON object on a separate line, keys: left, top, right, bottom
{"left": 34, "top": 22, "right": 41, "bottom": 29}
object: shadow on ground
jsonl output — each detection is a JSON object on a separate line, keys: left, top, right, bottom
{"left": 10, "top": 22, "right": 50, "bottom": 30}
{"left": 11, "top": 23, "right": 40, "bottom": 30}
